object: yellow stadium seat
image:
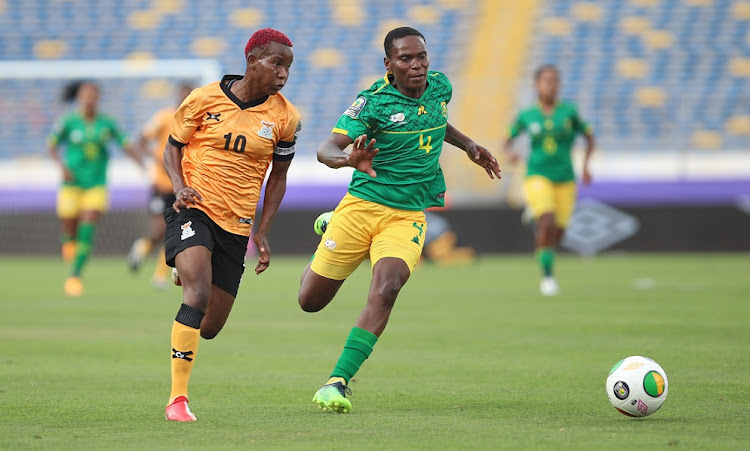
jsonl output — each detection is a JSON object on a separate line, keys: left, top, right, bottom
{"left": 631, "top": 0, "right": 660, "bottom": 6}
{"left": 643, "top": 30, "right": 674, "bottom": 49}
{"left": 684, "top": 0, "right": 713, "bottom": 5}
{"left": 126, "top": 51, "right": 155, "bottom": 61}
{"left": 33, "top": 40, "right": 68, "bottom": 59}
{"left": 332, "top": 0, "right": 364, "bottom": 26}
{"left": 128, "top": 10, "right": 161, "bottom": 30}
{"left": 732, "top": 1, "right": 750, "bottom": 19}
{"left": 310, "top": 48, "right": 343, "bottom": 69}
{"left": 725, "top": 116, "right": 750, "bottom": 135}
{"left": 729, "top": 58, "right": 750, "bottom": 77}
{"left": 541, "top": 17, "right": 572, "bottom": 36}
{"left": 359, "top": 74, "right": 382, "bottom": 90}
{"left": 436, "top": 0, "right": 469, "bottom": 9}
{"left": 152, "top": 0, "right": 184, "bottom": 14}
{"left": 571, "top": 2, "right": 603, "bottom": 22}
{"left": 140, "top": 79, "right": 173, "bottom": 99}
{"left": 230, "top": 9, "right": 264, "bottom": 28}
{"left": 620, "top": 17, "right": 651, "bottom": 34}
{"left": 408, "top": 5, "right": 441, "bottom": 25}
{"left": 691, "top": 131, "right": 724, "bottom": 149}
{"left": 635, "top": 87, "right": 666, "bottom": 107}
{"left": 191, "top": 37, "right": 226, "bottom": 57}
{"left": 0, "top": 0, "right": 5, "bottom": 15}
{"left": 617, "top": 58, "right": 649, "bottom": 78}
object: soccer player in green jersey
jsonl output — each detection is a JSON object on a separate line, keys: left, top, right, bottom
{"left": 297, "top": 27, "right": 501, "bottom": 413}
{"left": 48, "top": 81, "right": 143, "bottom": 296}
{"left": 503, "top": 65, "right": 595, "bottom": 296}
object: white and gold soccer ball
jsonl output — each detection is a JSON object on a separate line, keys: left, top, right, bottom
{"left": 606, "top": 355, "right": 668, "bottom": 417}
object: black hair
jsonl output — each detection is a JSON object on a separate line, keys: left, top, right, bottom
{"left": 534, "top": 64, "right": 560, "bottom": 81}
{"left": 384, "top": 27, "right": 426, "bottom": 57}
{"left": 61, "top": 80, "right": 98, "bottom": 103}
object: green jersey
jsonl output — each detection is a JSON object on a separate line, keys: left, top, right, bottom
{"left": 332, "top": 71, "right": 452, "bottom": 211}
{"left": 509, "top": 101, "right": 591, "bottom": 183}
{"left": 48, "top": 111, "right": 128, "bottom": 189}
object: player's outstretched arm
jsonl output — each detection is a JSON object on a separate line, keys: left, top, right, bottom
{"left": 502, "top": 136, "right": 521, "bottom": 165}
{"left": 444, "top": 122, "right": 501, "bottom": 180}
{"left": 123, "top": 142, "right": 147, "bottom": 170}
{"left": 317, "top": 133, "right": 379, "bottom": 177}
{"left": 254, "top": 158, "right": 292, "bottom": 275}
{"left": 163, "top": 141, "right": 202, "bottom": 212}
{"left": 581, "top": 131, "right": 595, "bottom": 186}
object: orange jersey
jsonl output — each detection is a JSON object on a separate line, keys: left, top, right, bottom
{"left": 169, "top": 75, "right": 301, "bottom": 236}
{"left": 142, "top": 107, "right": 175, "bottom": 193}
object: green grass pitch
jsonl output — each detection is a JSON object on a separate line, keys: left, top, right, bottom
{"left": 0, "top": 254, "right": 748, "bottom": 449}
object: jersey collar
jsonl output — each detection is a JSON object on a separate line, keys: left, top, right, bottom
{"left": 220, "top": 75, "right": 269, "bottom": 110}
{"left": 535, "top": 99, "right": 560, "bottom": 115}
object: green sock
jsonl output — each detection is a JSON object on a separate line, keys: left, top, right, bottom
{"left": 71, "top": 222, "right": 96, "bottom": 277}
{"left": 537, "top": 247, "right": 555, "bottom": 277}
{"left": 330, "top": 327, "right": 378, "bottom": 384}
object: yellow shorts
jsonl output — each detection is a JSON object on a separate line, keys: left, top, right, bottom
{"left": 57, "top": 185, "right": 109, "bottom": 219}
{"left": 523, "top": 176, "right": 577, "bottom": 228}
{"left": 310, "top": 193, "right": 427, "bottom": 280}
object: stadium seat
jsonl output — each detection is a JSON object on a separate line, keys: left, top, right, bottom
{"left": 725, "top": 115, "right": 750, "bottom": 134}
{"left": 692, "top": 130, "right": 724, "bottom": 149}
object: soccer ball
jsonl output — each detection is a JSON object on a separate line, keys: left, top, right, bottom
{"left": 606, "top": 356, "right": 668, "bottom": 417}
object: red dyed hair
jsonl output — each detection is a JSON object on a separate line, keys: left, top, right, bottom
{"left": 244, "top": 28, "right": 293, "bottom": 56}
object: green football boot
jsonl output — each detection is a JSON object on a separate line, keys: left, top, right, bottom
{"left": 313, "top": 211, "right": 334, "bottom": 236}
{"left": 312, "top": 381, "right": 352, "bottom": 413}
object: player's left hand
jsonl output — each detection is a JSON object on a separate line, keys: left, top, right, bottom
{"left": 254, "top": 233, "right": 270, "bottom": 274}
{"left": 582, "top": 167, "right": 593, "bottom": 186}
{"left": 466, "top": 143, "right": 502, "bottom": 180}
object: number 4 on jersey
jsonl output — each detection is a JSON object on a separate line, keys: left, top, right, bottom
{"left": 418, "top": 134, "right": 433, "bottom": 153}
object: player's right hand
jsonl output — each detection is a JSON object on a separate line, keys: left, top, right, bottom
{"left": 173, "top": 186, "right": 203, "bottom": 212}
{"left": 505, "top": 152, "right": 521, "bottom": 165}
{"left": 62, "top": 166, "right": 74, "bottom": 183}
{"left": 348, "top": 134, "right": 379, "bottom": 177}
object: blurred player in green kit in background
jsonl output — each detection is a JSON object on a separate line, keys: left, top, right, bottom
{"left": 48, "top": 81, "right": 144, "bottom": 296}
{"left": 503, "top": 64, "right": 595, "bottom": 296}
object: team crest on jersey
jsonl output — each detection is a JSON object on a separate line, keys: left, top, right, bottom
{"left": 180, "top": 221, "right": 195, "bottom": 240}
{"left": 258, "top": 120, "right": 275, "bottom": 139}
{"left": 344, "top": 96, "right": 366, "bottom": 119}
{"left": 441, "top": 101, "right": 448, "bottom": 118}
{"left": 390, "top": 112, "right": 405, "bottom": 123}
{"left": 206, "top": 112, "right": 221, "bottom": 122}
{"left": 529, "top": 122, "right": 542, "bottom": 135}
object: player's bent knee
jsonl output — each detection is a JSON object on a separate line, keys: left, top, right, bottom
{"left": 298, "top": 291, "right": 326, "bottom": 313}
{"left": 200, "top": 327, "right": 221, "bottom": 340}
{"left": 372, "top": 280, "right": 402, "bottom": 308}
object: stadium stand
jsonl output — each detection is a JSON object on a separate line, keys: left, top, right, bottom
{"left": 525, "top": 0, "right": 750, "bottom": 151}
{"left": 0, "top": 0, "right": 747, "bottom": 160}
{"left": 0, "top": 0, "right": 472, "bottom": 159}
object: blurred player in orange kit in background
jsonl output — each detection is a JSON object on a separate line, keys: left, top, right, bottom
{"left": 128, "top": 83, "right": 194, "bottom": 289}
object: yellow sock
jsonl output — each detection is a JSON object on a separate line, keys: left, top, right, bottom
{"left": 169, "top": 304, "right": 204, "bottom": 404}
{"left": 153, "top": 247, "right": 169, "bottom": 280}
